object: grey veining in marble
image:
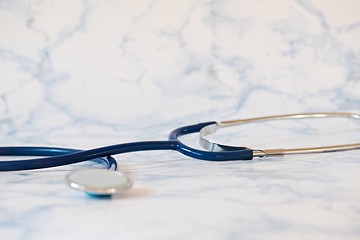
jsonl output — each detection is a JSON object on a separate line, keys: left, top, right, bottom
{"left": 0, "top": 0, "right": 360, "bottom": 239}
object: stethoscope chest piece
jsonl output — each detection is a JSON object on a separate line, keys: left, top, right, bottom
{"left": 66, "top": 169, "right": 132, "bottom": 196}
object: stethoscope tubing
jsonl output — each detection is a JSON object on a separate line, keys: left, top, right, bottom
{"left": 2, "top": 112, "right": 358, "bottom": 172}
{"left": 0, "top": 146, "right": 119, "bottom": 171}
{"left": 0, "top": 122, "right": 253, "bottom": 171}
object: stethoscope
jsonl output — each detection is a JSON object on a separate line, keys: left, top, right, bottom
{"left": 1, "top": 112, "right": 359, "bottom": 197}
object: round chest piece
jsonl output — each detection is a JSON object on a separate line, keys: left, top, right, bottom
{"left": 66, "top": 169, "right": 132, "bottom": 196}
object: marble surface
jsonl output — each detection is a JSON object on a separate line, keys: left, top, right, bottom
{"left": 1, "top": 0, "right": 360, "bottom": 239}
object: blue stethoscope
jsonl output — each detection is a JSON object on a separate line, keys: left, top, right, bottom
{"left": 1, "top": 112, "right": 359, "bottom": 196}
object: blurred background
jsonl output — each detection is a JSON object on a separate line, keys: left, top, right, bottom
{"left": 1, "top": 0, "right": 359, "bottom": 146}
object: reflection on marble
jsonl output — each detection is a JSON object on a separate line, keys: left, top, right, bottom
{"left": 0, "top": 0, "right": 359, "bottom": 239}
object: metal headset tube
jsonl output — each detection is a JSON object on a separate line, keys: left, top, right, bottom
{"left": 199, "top": 112, "right": 360, "bottom": 158}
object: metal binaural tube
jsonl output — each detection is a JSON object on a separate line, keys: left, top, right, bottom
{"left": 200, "top": 112, "right": 360, "bottom": 158}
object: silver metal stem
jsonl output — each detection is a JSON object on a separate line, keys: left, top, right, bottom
{"left": 199, "top": 112, "right": 360, "bottom": 158}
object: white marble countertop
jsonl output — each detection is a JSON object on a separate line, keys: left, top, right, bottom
{"left": 1, "top": 0, "right": 360, "bottom": 239}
